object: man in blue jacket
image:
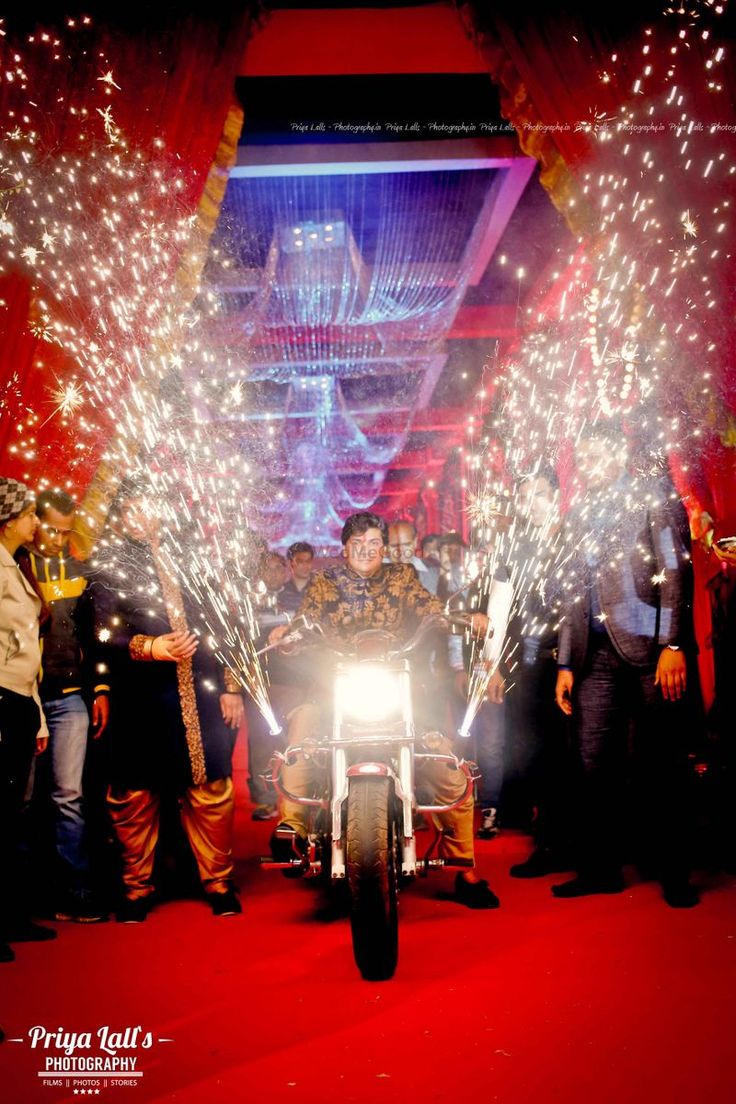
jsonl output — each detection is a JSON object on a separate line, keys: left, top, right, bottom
{"left": 553, "top": 426, "right": 698, "bottom": 907}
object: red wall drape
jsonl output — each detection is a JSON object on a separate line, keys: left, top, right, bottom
{"left": 457, "top": 0, "right": 736, "bottom": 511}
{"left": 0, "top": 6, "right": 255, "bottom": 490}
{"left": 457, "top": 1, "right": 736, "bottom": 708}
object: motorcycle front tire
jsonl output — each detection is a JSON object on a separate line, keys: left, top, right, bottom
{"left": 346, "top": 776, "right": 399, "bottom": 981}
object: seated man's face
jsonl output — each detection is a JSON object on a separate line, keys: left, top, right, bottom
{"left": 576, "top": 437, "right": 625, "bottom": 490}
{"left": 344, "top": 526, "right": 386, "bottom": 578}
{"left": 290, "top": 551, "right": 313, "bottom": 581}
{"left": 517, "top": 476, "right": 559, "bottom": 529}
{"left": 120, "top": 496, "right": 158, "bottom": 543}
{"left": 440, "top": 542, "right": 463, "bottom": 570}
{"left": 422, "top": 538, "right": 439, "bottom": 564}
{"left": 388, "top": 524, "right": 415, "bottom": 565}
{"left": 262, "top": 555, "right": 288, "bottom": 592}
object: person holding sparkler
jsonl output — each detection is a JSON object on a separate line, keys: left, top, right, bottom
{"left": 552, "top": 425, "right": 698, "bottom": 908}
{"left": 247, "top": 547, "right": 313, "bottom": 821}
{"left": 93, "top": 487, "right": 245, "bottom": 923}
{"left": 444, "top": 537, "right": 508, "bottom": 842}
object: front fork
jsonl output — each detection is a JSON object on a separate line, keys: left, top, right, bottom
{"left": 330, "top": 746, "right": 348, "bottom": 879}
{"left": 330, "top": 742, "right": 417, "bottom": 880}
{"left": 398, "top": 743, "right": 417, "bottom": 877}
{"left": 266, "top": 742, "right": 475, "bottom": 879}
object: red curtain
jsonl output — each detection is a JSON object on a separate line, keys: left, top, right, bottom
{"left": 457, "top": 1, "right": 736, "bottom": 514}
{"left": 456, "top": 2, "right": 736, "bottom": 707}
{"left": 0, "top": 5, "right": 256, "bottom": 490}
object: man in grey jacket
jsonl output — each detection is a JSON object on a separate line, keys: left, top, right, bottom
{"left": 0, "top": 478, "right": 56, "bottom": 962}
{"left": 553, "top": 428, "right": 698, "bottom": 907}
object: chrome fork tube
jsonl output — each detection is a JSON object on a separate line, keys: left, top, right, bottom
{"left": 330, "top": 744, "right": 348, "bottom": 879}
{"left": 398, "top": 741, "right": 416, "bottom": 876}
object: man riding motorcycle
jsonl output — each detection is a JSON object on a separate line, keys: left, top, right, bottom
{"left": 267, "top": 511, "right": 500, "bottom": 909}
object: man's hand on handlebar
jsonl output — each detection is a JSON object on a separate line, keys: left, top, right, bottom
{"left": 268, "top": 623, "right": 290, "bottom": 646}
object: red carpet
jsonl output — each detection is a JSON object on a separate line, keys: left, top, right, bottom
{"left": 2, "top": 746, "right": 735, "bottom": 1104}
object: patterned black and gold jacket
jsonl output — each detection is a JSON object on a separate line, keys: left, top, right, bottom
{"left": 92, "top": 533, "right": 238, "bottom": 792}
{"left": 297, "top": 562, "right": 444, "bottom": 643}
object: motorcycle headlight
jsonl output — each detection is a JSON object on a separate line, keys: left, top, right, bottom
{"left": 335, "top": 665, "right": 404, "bottom": 724}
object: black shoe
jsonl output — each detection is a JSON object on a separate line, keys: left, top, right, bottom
{"left": 116, "top": 897, "right": 153, "bottom": 924}
{"left": 551, "top": 874, "right": 624, "bottom": 898}
{"left": 510, "top": 848, "right": 572, "bottom": 879}
{"left": 208, "top": 888, "right": 242, "bottom": 917}
{"left": 54, "top": 893, "right": 108, "bottom": 924}
{"left": 270, "top": 823, "right": 309, "bottom": 875}
{"left": 4, "top": 921, "right": 57, "bottom": 943}
{"left": 0, "top": 942, "right": 15, "bottom": 963}
{"left": 453, "top": 873, "right": 500, "bottom": 910}
{"left": 662, "top": 881, "right": 700, "bottom": 909}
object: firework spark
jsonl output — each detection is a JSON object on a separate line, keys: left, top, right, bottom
{"left": 39, "top": 377, "right": 85, "bottom": 425}
{"left": 97, "top": 69, "right": 121, "bottom": 91}
{"left": 96, "top": 105, "right": 122, "bottom": 145}
{"left": 681, "top": 209, "right": 698, "bottom": 237}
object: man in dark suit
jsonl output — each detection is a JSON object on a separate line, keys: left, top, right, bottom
{"left": 553, "top": 427, "right": 699, "bottom": 907}
{"left": 93, "top": 491, "right": 245, "bottom": 922}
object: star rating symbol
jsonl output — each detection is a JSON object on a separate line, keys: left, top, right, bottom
{"left": 72, "top": 1090, "right": 100, "bottom": 1095}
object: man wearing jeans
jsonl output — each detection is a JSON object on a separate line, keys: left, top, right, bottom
{"left": 553, "top": 429, "right": 698, "bottom": 908}
{"left": 23, "top": 489, "right": 110, "bottom": 922}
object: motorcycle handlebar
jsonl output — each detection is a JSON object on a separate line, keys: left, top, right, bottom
{"left": 260, "top": 610, "right": 480, "bottom": 661}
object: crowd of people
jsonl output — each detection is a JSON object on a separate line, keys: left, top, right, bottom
{"left": 1, "top": 424, "right": 732, "bottom": 965}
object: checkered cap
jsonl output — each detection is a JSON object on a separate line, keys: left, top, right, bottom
{"left": 0, "top": 477, "right": 34, "bottom": 526}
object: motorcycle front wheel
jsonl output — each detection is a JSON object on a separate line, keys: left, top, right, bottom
{"left": 346, "top": 776, "right": 399, "bottom": 981}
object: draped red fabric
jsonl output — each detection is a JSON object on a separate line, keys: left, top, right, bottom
{"left": 0, "top": 6, "right": 254, "bottom": 489}
{"left": 457, "top": 2, "right": 736, "bottom": 165}
{"left": 0, "top": 271, "right": 81, "bottom": 480}
{"left": 458, "top": 0, "right": 736, "bottom": 488}
{"left": 457, "top": 2, "right": 736, "bottom": 708}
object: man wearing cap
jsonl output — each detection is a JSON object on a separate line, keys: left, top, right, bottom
{"left": 0, "top": 478, "right": 56, "bottom": 962}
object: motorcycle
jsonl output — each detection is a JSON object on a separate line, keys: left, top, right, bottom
{"left": 261, "top": 614, "right": 478, "bottom": 981}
